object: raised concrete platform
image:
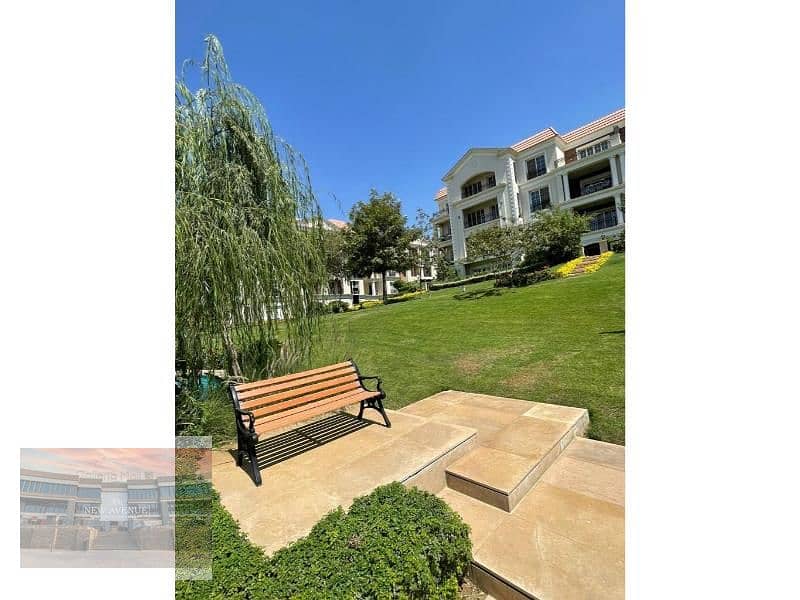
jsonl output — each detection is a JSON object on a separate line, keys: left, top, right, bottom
{"left": 404, "top": 391, "right": 589, "bottom": 512}
{"left": 212, "top": 409, "right": 476, "bottom": 555}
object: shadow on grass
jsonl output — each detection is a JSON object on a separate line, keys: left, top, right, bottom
{"left": 453, "top": 288, "right": 503, "bottom": 301}
{"left": 599, "top": 329, "right": 625, "bottom": 335}
{"left": 231, "top": 412, "right": 375, "bottom": 480}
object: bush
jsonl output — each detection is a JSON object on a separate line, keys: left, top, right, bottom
{"left": 522, "top": 208, "right": 587, "bottom": 269}
{"left": 384, "top": 291, "right": 425, "bottom": 305}
{"left": 494, "top": 267, "right": 554, "bottom": 288}
{"left": 359, "top": 300, "right": 383, "bottom": 309}
{"left": 175, "top": 483, "right": 472, "bottom": 600}
{"left": 328, "top": 300, "right": 349, "bottom": 313}
{"left": 610, "top": 230, "right": 625, "bottom": 252}
{"left": 392, "top": 279, "right": 420, "bottom": 294}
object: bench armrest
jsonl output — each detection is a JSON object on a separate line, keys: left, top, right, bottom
{"left": 234, "top": 407, "right": 256, "bottom": 435}
{"left": 358, "top": 375, "right": 383, "bottom": 394}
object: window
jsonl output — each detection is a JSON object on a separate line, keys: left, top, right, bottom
{"left": 465, "top": 203, "right": 499, "bottom": 228}
{"left": 129, "top": 488, "right": 158, "bottom": 501}
{"left": 20, "top": 480, "right": 77, "bottom": 496}
{"left": 526, "top": 155, "right": 546, "bottom": 180}
{"left": 461, "top": 173, "right": 496, "bottom": 199}
{"left": 78, "top": 487, "right": 101, "bottom": 499}
{"left": 578, "top": 140, "right": 610, "bottom": 159}
{"left": 529, "top": 186, "right": 551, "bottom": 213}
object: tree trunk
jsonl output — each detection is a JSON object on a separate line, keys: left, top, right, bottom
{"left": 221, "top": 325, "right": 242, "bottom": 379}
{"left": 381, "top": 271, "right": 387, "bottom": 302}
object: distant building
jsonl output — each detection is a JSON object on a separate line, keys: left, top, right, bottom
{"left": 19, "top": 469, "right": 175, "bottom": 528}
{"left": 319, "top": 218, "right": 436, "bottom": 305}
{"left": 432, "top": 109, "right": 625, "bottom": 277}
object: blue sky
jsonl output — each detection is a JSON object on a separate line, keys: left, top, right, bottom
{"left": 176, "top": 0, "right": 624, "bottom": 223}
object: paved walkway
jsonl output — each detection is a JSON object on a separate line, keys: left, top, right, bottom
{"left": 212, "top": 391, "right": 624, "bottom": 599}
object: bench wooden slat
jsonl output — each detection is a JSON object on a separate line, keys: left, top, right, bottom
{"left": 253, "top": 390, "right": 377, "bottom": 435}
{"left": 236, "top": 365, "right": 357, "bottom": 401}
{"left": 247, "top": 380, "right": 363, "bottom": 418}
{"left": 234, "top": 361, "right": 353, "bottom": 392}
{"left": 238, "top": 372, "right": 359, "bottom": 410}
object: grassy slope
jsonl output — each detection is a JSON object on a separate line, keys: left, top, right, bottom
{"left": 310, "top": 254, "right": 625, "bottom": 445}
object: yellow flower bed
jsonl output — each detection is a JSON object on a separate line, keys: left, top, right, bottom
{"left": 556, "top": 251, "right": 614, "bottom": 277}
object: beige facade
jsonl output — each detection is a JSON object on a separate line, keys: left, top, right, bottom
{"left": 433, "top": 109, "right": 625, "bottom": 276}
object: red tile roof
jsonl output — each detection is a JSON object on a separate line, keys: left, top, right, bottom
{"left": 510, "top": 127, "right": 558, "bottom": 152}
{"left": 326, "top": 218, "right": 348, "bottom": 230}
{"left": 560, "top": 108, "right": 625, "bottom": 144}
{"left": 434, "top": 187, "right": 447, "bottom": 201}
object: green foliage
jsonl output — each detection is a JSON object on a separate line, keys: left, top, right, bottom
{"left": 323, "top": 227, "right": 350, "bottom": 280}
{"left": 392, "top": 279, "right": 420, "bottom": 294}
{"left": 494, "top": 267, "right": 555, "bottom": 288}
{"left": 465, "top": 225, "right": 525, "bottom": 273}
{"left": 175, "top": 387, "right": 236, "bottom": 439}
{"left": 328, "top": 300, "right": 349, "bottom": 313}
{"left": 433, "top": 251, "right": 458, "bottom": 282}
{"left": 175, "top": 35, "right": 326, "bottom": 384}
{"left": 610, "top": 230, "right": 625, "bottom": 252}
{"left": 384, "top": 291, "right": 425, "bottom": 305}
{"left": 521, "top": 208, "right": 588, "bottom": 268}
{"left": 175, "top": 483, "right": 472, "bottom": 600}
{"left": 346, "top": 190, "right": 416, "bottom": 300}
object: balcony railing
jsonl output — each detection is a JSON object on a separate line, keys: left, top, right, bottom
{"left": 587, "top": 210, "right": 619, "bottom": 232}
{"left": 581, "top": 176, "right": 613, "bottom": 196}
{"left": 461, "top": 175, "right": 496, "bottom": 199}
{"left": 436, "top": 232, "right": 452, "bottom": 242}
{"left": 432, "top": 207, "right": 450, "bottom": 220}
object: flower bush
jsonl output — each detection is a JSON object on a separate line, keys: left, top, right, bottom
{"left": 555, "top": 251, "right": 614, "bottom": 277}
{"left": 384, "top": 291, "right": 425, "bottom": 305}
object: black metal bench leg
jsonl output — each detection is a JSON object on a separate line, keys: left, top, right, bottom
{"left": 376, "top": 398, "right": 391, "bottom": 428}
{"left": 359, "top": 397, "right": 391, "bottom": 428}
{"left": 246, "top": 439, "right": 262, "bottom": 486}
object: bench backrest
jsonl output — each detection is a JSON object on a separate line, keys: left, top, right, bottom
{"left": 231, "top": 360, "right": 362, "bottom": 419}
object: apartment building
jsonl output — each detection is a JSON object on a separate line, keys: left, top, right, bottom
{"left": 20, "top": 469, "right": 175, "bottom": 528}
{"left": 432, "top": 109, "right": 625, "bottom": 277}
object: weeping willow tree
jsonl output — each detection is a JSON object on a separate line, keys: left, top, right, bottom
{"left": 176, "top": 35, "right": 326, "bottom": 384}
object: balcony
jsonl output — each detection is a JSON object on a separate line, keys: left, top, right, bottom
{"left": 581, "top": 175, "right": 613, "bottom": 196}
{"left": 553, "top": 134, "right": 622, "bottom": 169}
{"left": 461, "top": 172, "right": 497, "bottom": 200}
{"left": 432, "top": 207, "right": 450, "bottom": 222}
{"left": 587, "top": 210, "right": 618, "bottom": 232}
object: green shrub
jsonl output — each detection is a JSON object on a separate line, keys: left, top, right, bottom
{"left": 329, "top": 300, "right": 349, "bottom": 313}
{"left": 360, "top": 300, "right": 383, "bottom": 309}
{"left": 175, "top": 483, "right": 472, "bottom": 600}
{"left": 521, "top": 208, "right": 588, "bottom": 269}
{"left": 494, "top": 267, "right": 554, "bottom": 288}
{"left": 392, "top": 279, "right": 420, "bottom": 294}
{"left": 385, "top": 291, "right": 425, "bottom": 305}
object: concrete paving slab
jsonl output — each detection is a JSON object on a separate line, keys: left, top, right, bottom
{"left": 562, "top": 436, "right": 625, "bottom": 471}
{"left": 541, "top": 456, "right": 625, "bottom": 507}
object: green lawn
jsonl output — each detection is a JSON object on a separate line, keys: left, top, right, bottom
{"left": 310, "top": 254, "right": 625, "bottom": 445}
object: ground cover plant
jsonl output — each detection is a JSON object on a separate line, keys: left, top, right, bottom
{"left": 175, "top": 483, "right": 472, "bottom": 600}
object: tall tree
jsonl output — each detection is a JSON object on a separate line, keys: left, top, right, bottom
{"left": 175, "top": 35, "right": 326, "bottom": 382}
{"left": 466, "top": 225, "right": 525, "bottom": 275}
{"left": 322, "top": 226, "right": 349, "bottom": 292}
{"left": 346, "top": 190, "right": 415, "bottom": 301}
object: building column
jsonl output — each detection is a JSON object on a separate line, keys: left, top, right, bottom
{"left": 562, "top": 173, "right": 571, "bottom": 202}
{"left": 503, "top": 155, "right": 519, "bottom": 223}
{"left": 614, "top": 194, "right": 624, "bottom": 225}
{"left": 609, "top": 157, "right": 620, "bottom": 187}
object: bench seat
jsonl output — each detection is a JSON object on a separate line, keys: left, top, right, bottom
{"left": 229, "top": 360, "right": 390, "bottom": 485}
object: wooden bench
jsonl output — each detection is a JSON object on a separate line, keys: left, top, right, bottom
{"left": 228, "top": 360, "right": 391, "bottom": 485}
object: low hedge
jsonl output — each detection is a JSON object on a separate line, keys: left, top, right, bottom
{"left": 176, "top": 482, "right": 472, "bottom": 600}
{"left": 384, "top": 291, "right": 425, "bottom": 305}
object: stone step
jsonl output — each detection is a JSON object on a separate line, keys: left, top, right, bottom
{"left": 91, "top": 531, "right": 138, "bottom": 550}
{"left": 439, "top": 437, "right": 625, "bottom": 600}
{"left": 444, "top": 405, "right": 588, "bottom": 512}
